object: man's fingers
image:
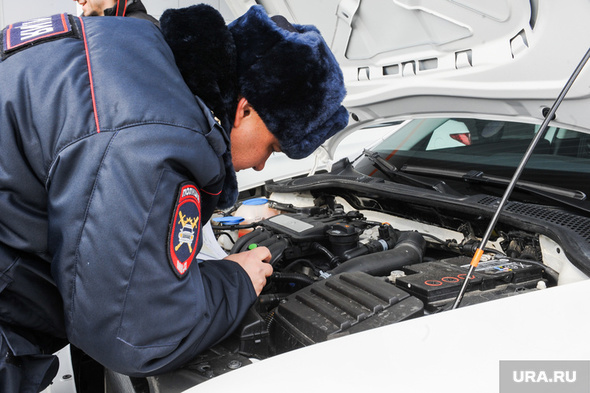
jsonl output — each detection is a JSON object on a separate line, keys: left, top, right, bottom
{"left": 223, "top": 247, "right": 274, "bottom": 294}
{"left": 250, "top": 246, "right": 272, "bottom": 262}
{"left": 262, "top": 261, "right": 273, "bottom": 277}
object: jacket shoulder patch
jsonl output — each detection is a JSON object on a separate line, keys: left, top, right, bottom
{"left": 168, "top": 182, "right": 201, "bottom": 278}
{"left": 2, "top": 14, "right": 78, "bottom": 59}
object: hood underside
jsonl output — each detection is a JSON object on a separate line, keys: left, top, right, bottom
{"left": 228, "top": 0, "right": 590, "bottom": 136}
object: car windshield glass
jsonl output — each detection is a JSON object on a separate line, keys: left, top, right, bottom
{"left": 354, "top": 118, "right": 590, "bottom": 200}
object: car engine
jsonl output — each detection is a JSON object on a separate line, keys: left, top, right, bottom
{"left": 143, "top": 194, "right": 555, "bottom": 391}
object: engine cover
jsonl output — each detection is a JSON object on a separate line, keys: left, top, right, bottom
{"left": 272, "top": 272, "right": 424, "bottom": 354}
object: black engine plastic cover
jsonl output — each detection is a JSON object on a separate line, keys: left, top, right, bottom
{"left": 262, "top": 213, "right": 346, "bottom": 242}
{"left": 272, "top": 272, "right": 424, "bottom": 353}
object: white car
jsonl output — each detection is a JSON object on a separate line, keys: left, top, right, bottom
{"left": 47, "top": 0, "right": 590, "bottom": 392}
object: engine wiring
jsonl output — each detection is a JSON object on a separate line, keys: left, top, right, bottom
{"left": 211, "top": 212, "right": 552, "bottom": 270}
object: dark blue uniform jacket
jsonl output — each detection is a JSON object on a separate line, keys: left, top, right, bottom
{"left": 0, "top": 14, "right": 255, "bottom": 389}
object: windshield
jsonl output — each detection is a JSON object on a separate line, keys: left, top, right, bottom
{"left": 354, "top": 118, "right": 590, "bottom": 201}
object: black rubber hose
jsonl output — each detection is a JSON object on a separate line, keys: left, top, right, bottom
{"left": 328, "top": 231, "right": 426, "bottom": 276}
{"left": 230, "top": 227, "right": 261, "bottom": 254}
{"left": 265, "top": 237, "right": 289, "bottom": 266}
{"left": 271, "top": 272, "right": 316, "bottom": 286}
{"left": 312, "top": 242, "right": 339, "bottom": 267}
{"left": 258, "top": 293, "right": 289, "bottom": 308}
{"left": 230, "top": 227, "right": 272, "bottom": 254}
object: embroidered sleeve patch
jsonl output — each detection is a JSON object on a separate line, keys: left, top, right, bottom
{"left": 2, "top": 14, "right": 77, "bottom": 58}
{"left": 168, "top": 182, "right": 202, "bottom": 278}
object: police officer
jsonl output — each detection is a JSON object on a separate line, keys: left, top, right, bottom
{"left": 0, "top": 4, "right": 347, "bottom": 392}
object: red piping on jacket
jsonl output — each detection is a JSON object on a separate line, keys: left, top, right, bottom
{"left": 79, "top": 18, "right": 100, "bottom": 133}
{"left": 116, "top": 0, "right": 129, "bottom": 17}
{"left": 201, "top": 189, "right": 223, "bottom": 196}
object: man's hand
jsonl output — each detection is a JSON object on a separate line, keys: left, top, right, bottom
{"left": 224, "top": 246, "right": 273, "bottom": 296}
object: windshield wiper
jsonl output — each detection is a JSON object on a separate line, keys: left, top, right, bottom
{"left": 401, "top": 164, "right": 590, "bottom": 213}
{"left": 362, "top": 150, "right": 463, "bottom": 196}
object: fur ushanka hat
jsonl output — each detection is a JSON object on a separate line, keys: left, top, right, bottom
{"left": 229, "top": 6, "right": 349, "bottom": 159}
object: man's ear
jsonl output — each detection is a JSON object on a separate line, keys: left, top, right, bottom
{"left": 233, "top": 97, "right": 252, "bottom": 128}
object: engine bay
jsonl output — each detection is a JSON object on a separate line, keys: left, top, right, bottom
{"left": 146, "top": 191, "right": 559, "bottom": 391}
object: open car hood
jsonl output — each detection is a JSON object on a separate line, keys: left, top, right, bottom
{"left": 228, "top": 0, "right": 590, "bottom": 157}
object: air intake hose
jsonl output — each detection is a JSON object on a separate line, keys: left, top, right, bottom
{"left": 231, "top": 227, "right": 272, "bottom": 254}
{"left": 328, "top": 231, "right": 426, "bottom": 276}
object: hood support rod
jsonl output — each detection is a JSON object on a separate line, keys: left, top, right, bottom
{"left": 451, "top": 46, "right": 590, "bottom": 310}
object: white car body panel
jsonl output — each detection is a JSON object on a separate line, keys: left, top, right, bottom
{"left": 190, "top": 279, "right": 590, "bottom": 393}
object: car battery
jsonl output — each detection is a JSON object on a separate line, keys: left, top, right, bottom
{"left": 394, "top": 256, "right": 546, "bottom": 310}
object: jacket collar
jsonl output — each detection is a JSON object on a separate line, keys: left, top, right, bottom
{"left": 104, "top": 0, "right": 142, "bottom": 17}
{"left": 160, "top": 5, "right": 239, "bottom": 208}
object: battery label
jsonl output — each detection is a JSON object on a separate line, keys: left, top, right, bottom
{"left": 463, "top": 258, "right": 534, "bottom": 275}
